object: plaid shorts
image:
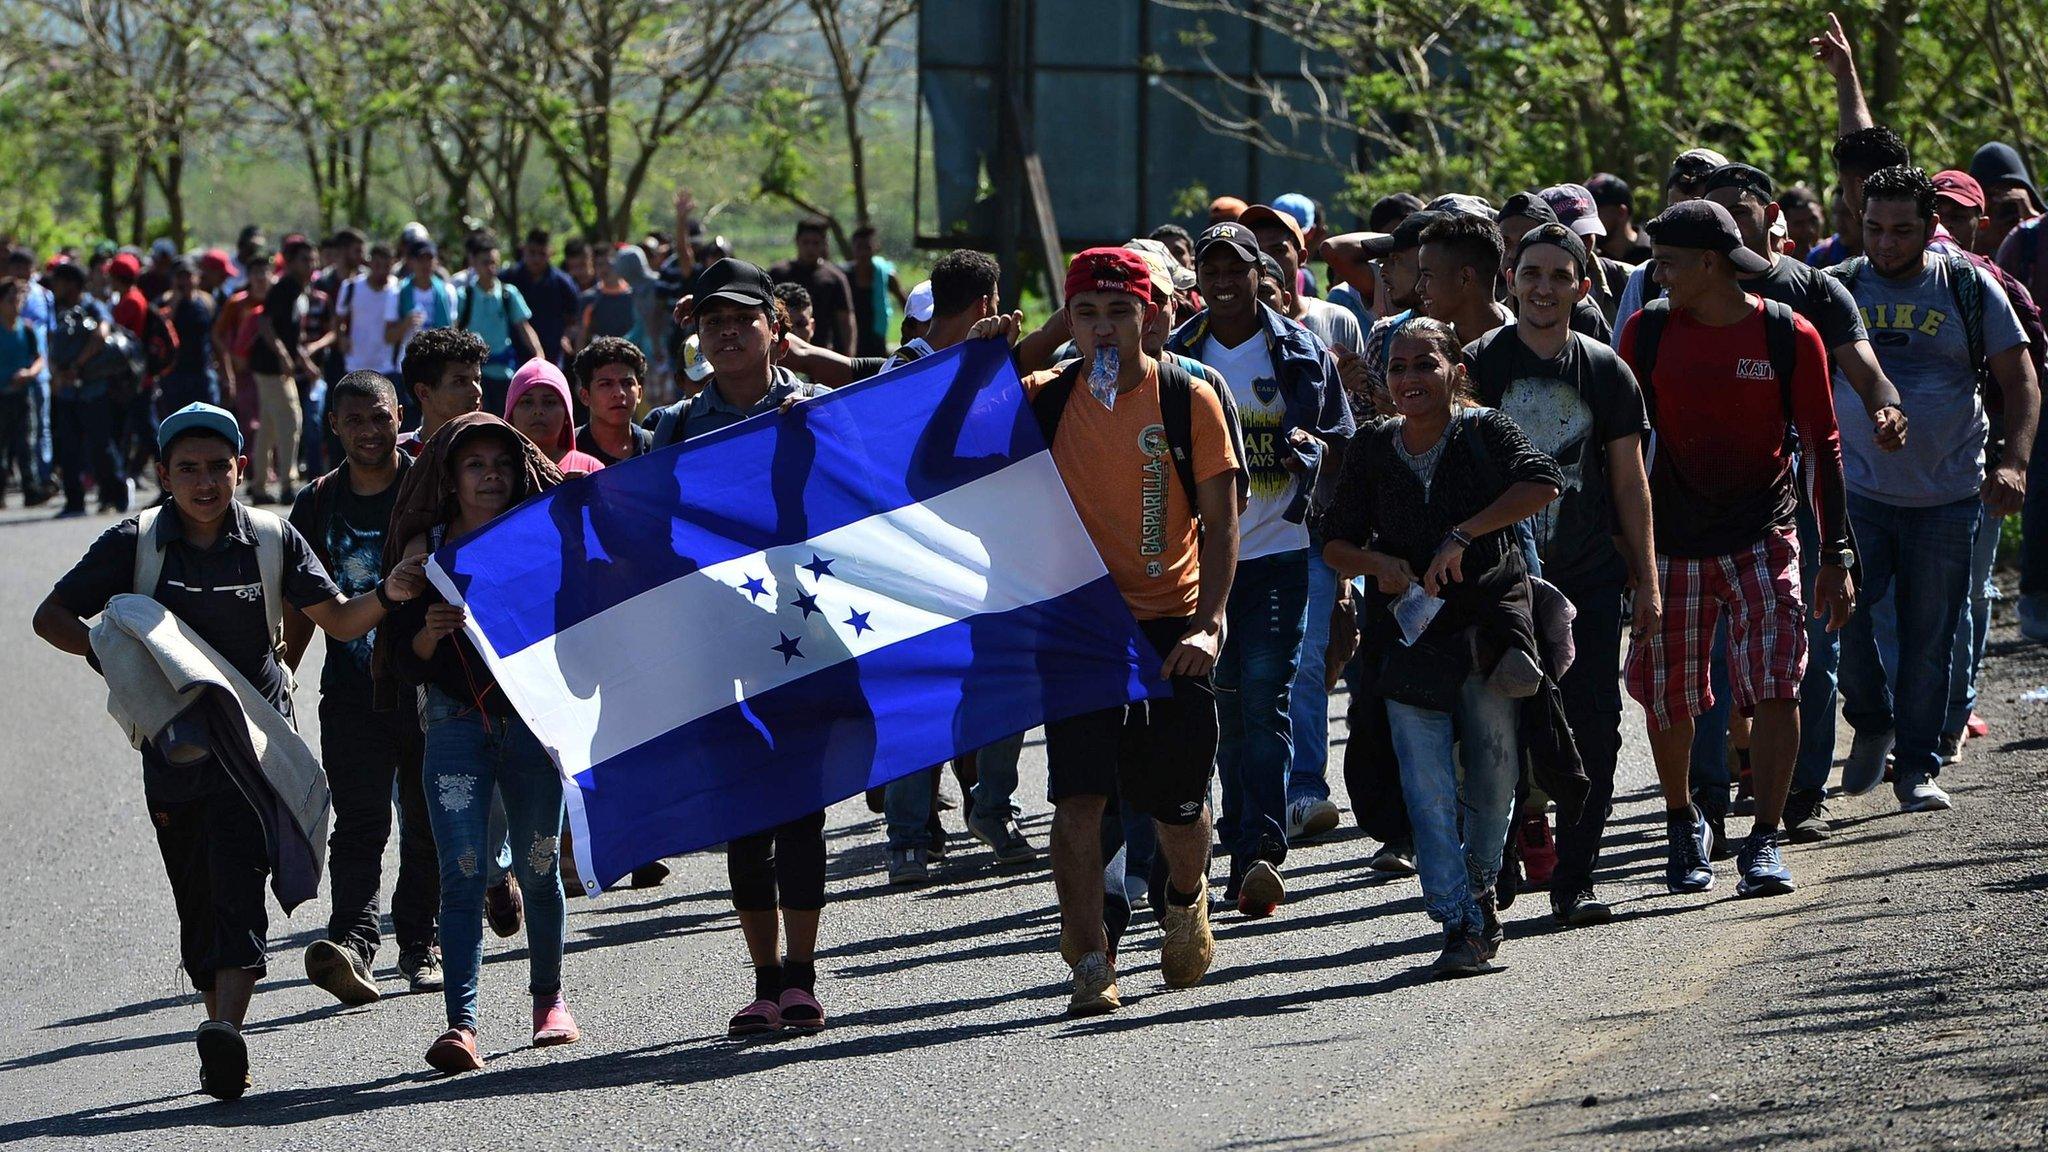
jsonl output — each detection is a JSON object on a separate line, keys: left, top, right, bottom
{"left": 1627, "top": 529, "right": 1807, "bottom": 732}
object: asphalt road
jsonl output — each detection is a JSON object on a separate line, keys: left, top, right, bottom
{"left": 2, "top": 499, "right": 2043, "bottom": 1151}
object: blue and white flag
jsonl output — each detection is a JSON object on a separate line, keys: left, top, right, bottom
{"left": 425, "top": 340, "right": 1166, "bottom": 891}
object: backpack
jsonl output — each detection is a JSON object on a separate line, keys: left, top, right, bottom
{"left": 1030, "top": 356, "right": 1203, "bottom": 515}
{"left": 133, "top": 504, "right": 292, "bottom": 679}
{"left": 458, "top": 281, "right": 537, "bottom": 365}
{"left": 141, "top": 300, "right": 180, "bottom": 379}
{"left": 1629, "top": 296, "right": 1802, "bottom": 427}
{"left": 1830, "top": 252, "right": 1987, "bottom": 390}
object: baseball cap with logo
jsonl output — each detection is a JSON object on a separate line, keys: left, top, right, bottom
{"left": 1541, "top": 183, "right": 1607, "bottom": 238}
{"left": 1194, "top": 221, "right": 1262, "bottom": 265}
{"left": 1064, "top": 247, "right": 1153, "bottom": 307}
{"left": 1932, "top": 170, "right": 1987, "bottom": 213}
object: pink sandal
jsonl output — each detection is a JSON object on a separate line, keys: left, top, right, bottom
{"left": 727, "top": 998, "right": 782, "bottom": 1037}
{"left": 777, "top": 987, "right": 826, "bottom": 1033}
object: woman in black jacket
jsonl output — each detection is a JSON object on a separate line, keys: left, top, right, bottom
{"left": 1320, "top": 316, "right": 1562, "bottom": 978}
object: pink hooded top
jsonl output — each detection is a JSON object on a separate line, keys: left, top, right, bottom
{"left": 506, "top": 359, "right": 608, "bottom": 476}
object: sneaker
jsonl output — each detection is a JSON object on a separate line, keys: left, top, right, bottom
{"left": 532, "top": 994, "right": 581, "bottom": 1047}
{"left": 398, "top": 948, "right": 445, "bottom": 992}
{"left": 1237, "top": 860, "right": 1285, "bottom": 918}
{"left": 304, "top": 939, "right": 380, "bottom": 1006}
{"left": 1285, "top": 797, "right": 1341, "bottom": 841}
{"left": 966, "top": 810, "right": 1039, "bottom": 864}
{"left": 1430, "top": 929, "right": 1491, "bottom": 978}
{"left": 485, "top": 875, "right": 524, "bottom": 938}
{"left": 2021, "top": 592, "right": 2048, "bottom": 642}
{"left": 1665, "top": 805, "right": 1714, "bottom": 893}
{"left": 54, "top": 504, "right": 87, "bottom": 519}
{"left": 425, "top": 1026, "right": 484, "bottom": 1073}
{"left": 1842, "top": 729, "right": 1896, "bottom": 796}
{"left": 1734, "top": 830, "right": 1795, "bottom": 898}
{"left": 1516, "top": 810, "right": 1556, "bottom": 890}
{"left": 1898, "top": 774, "right": 1954, "bottom": 813}
{"left": 1158, "top": 890, "right": 1215, "bottom": 987}
{"left": 1551, "top": 887, "right": 1613, "bottom": 927}
{"left": 23, "top": 484, "right": 51, "bottom": 508}
{"left": 1068, "top": 951, "right": 1121, "bottom": 1016}
{"left": 630, "top": 860, "right": 672, "bottom": 888}
{"left": 1692, "top": 784, "right": 1733, "bottom": 860}
{"left": 1783, "top": 788, "right": 1834, "bottom": 843}
{"left": 1966, "top": 712, "right": 1990, "bottom": 738}
{"left": 1366, "top": 839, "right": 1417, "bottom": 875}
{"left": 195, "top": 1020, "right": 249, "bottom": 1101}
{"left": 887, "top": 846, "right": 930, "bottom": 886}
{"left": 1937, "top": 731, "right": 1965, "bottom": 766}
{"left": 1122, "top": 872, "right": 1150, "bottom": 910}
{"left": 1475, "top": 889, "right": 1504, "bottom": 960}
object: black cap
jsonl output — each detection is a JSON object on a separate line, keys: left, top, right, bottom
{"left": 1586, "top": 173, "right": 1632, "bottom": 207}
{"left": 1359, "top": 209, "right": 1446, "bottom": 256}
{"left": 169, "top": 255, "right": 198, "bottom": 275}
{"left": 1498, "top": 192, "right": 1560, "bottom": 226}
{"left": 1644, "top": 200, "right": 1771, "bottom": 275}
{"left": 1256, "top": 251, "right": 1286, "bottom": 284}
{"left": 1704, "top": 163, "right": 1775, "bottom": 202}
{"left": 1195, "top": 221, "right": 1261, "bottom": 265}
{"left": 694, "top": 257, "right": 776, "bottom": 309}
{"left": 1512, "top": 223, "right": 1590, "bottom": 275}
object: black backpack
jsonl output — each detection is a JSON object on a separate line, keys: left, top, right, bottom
{"left": 1031, "top": 356, "right": 1202, "bottom": 516}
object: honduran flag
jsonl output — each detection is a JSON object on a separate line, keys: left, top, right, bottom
{"left": 424, "top": 339, "right": 1165, "bottom": 892}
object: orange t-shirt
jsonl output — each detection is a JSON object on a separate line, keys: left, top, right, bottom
{"left": 1025, "top": 362, "right": 1238, "bottom": 620}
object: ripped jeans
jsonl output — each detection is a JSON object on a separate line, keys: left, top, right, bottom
{"left": 421, "top": 687, "right": 567, "bottom": 1031}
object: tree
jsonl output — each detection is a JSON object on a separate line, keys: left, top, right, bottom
{"left": 798, "top": 0, "right": 916, "bottom": 237}
{"left": 420, "top": 0, "right": 786, "bottom": 240}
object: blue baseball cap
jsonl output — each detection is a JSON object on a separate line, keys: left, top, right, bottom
{"left": 157, "top": 402, "right": 243, "bottom": 454}
{"left": 1272, "top": 192, "right": 1317, "bottom": 231}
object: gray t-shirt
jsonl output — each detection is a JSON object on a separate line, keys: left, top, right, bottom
{"left": 1832, "top": 255, "right": 2028, "bottom": 506}
{"left": 1296, "top": 297, "right": 1364, "bottom": 355}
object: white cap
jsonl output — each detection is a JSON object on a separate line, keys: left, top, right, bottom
{"left": 400, "top": 221, "right": 431, "bottom": 247}
{"left": 906, "top": 280, "right": 935, "bottom": 323}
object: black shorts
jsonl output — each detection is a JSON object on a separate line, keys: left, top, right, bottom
{"left": 1046, "top": 615, "right": 1217, "bottom": 825}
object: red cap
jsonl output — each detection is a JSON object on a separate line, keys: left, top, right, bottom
{"left": 1932, "top": 170, "right": 1987, "bottom": 212}
{"left": 1064, "top": 248, "right": 1153, "bottom": 308}
{"left": 107, "top": 253, "right": 141, "bottom": 282}
{"left": 198, "top": 248, "right": 239, "bottom": 277}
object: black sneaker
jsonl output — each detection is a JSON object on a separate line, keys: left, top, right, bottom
{"left": 1551, "top": 887, "right": 1613, "bottom": 927}
{"left": 1783, "top": 787, "right": 1834, "bottom": 843}
{"left": 1430, "top": 929, "right": 1491, "bottom": 978}
{"left": 1475, "top": 889, "right": 1504, "bottom": 960}
{"left": 1692, "top": 784, "right": 1733, "bottom": 860}
{"left": 304, "top": 939, "right": 380, "bottom": 1006}
{"left": 630, "top": 860, "right": 671, "bottom": 888}
{"left": 1365, "top": 838, "right": 1417, "bottom": 875}
{"left": 196, "top": 1020, "right": 249, "bottom": 1101}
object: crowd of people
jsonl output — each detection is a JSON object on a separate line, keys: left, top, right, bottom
{"left": 18, "top": 14, "right": 2048, "bottom": 1102}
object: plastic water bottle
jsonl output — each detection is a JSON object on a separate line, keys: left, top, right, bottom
{"left": 1088, "top": 345, "right": 1120, "bottom": 410}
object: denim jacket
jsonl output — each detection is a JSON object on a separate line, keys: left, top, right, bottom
{"left": 1165, "top": 302, "right": 1355, "bottom": 524}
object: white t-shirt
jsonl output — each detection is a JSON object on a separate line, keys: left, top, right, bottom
{"left": 1203, "top": 331, "right": 1307, "bottom": 560}
{"left": 339, "top": 274, "right": 402, "bottom": 373}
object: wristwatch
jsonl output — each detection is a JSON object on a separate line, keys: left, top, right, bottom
{"left": 1829, "top": 548, "right": 1856, "bottom": 569}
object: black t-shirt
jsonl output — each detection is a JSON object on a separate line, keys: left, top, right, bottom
{"left": 248, "top": 278, "right": 306, "bottom": 374}
{"left": 289, "top": 461, "right": 407, "bottom": 702}
{"left": 168, "top": 294, "right": 215, "bottom": 375}
{"left": 1468, "top": 326, "right": 1649, "bottom": 582}
{"left": 1569, "top": 296, "right": 1612, "bottom": 343}
{"left": 54, "top": 502, "right": 339, "bottom": 714}
{"left": 1741, "top": 255, "right": 1867, "bottom": 351}
{"left": 770, "top": 259, "right": 857, "bottom": 355}
{"left": 575, "top": 423, "right": 652, "bottom": 467}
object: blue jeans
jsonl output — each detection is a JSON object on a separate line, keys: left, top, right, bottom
{"left": 1215, "top": 549, "right": 1309, "bottom": 873}
{"left": 1948, "top": 510, "right": 2000, "bottom": 735}
{"left": 421, "top": 688, "right": 567, "bottom": 1031}
{"left": 1385, "top": 674, "right": 1521, "bottom": 934}
{"left": 1838, "top": 494, "right": 1980, "bottom": 785}
{"left": 1286, "top": 547, "right": 1341, "bottom": 804}
{"left": 31, "top": 375, "right": 52, "bottom": 484}
{"left": 884, "top": 731, "right": 1025, "bottom": 849}
{"left": 1693, "top": 500, "right": 1840, "bottom": 794}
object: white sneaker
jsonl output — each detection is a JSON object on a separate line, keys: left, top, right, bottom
{"left": 1285, "top": 797, "right": 1341, "bottom": 841}
{"left": 1898, "top": 776, "right": 1953, "bottom": 813}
